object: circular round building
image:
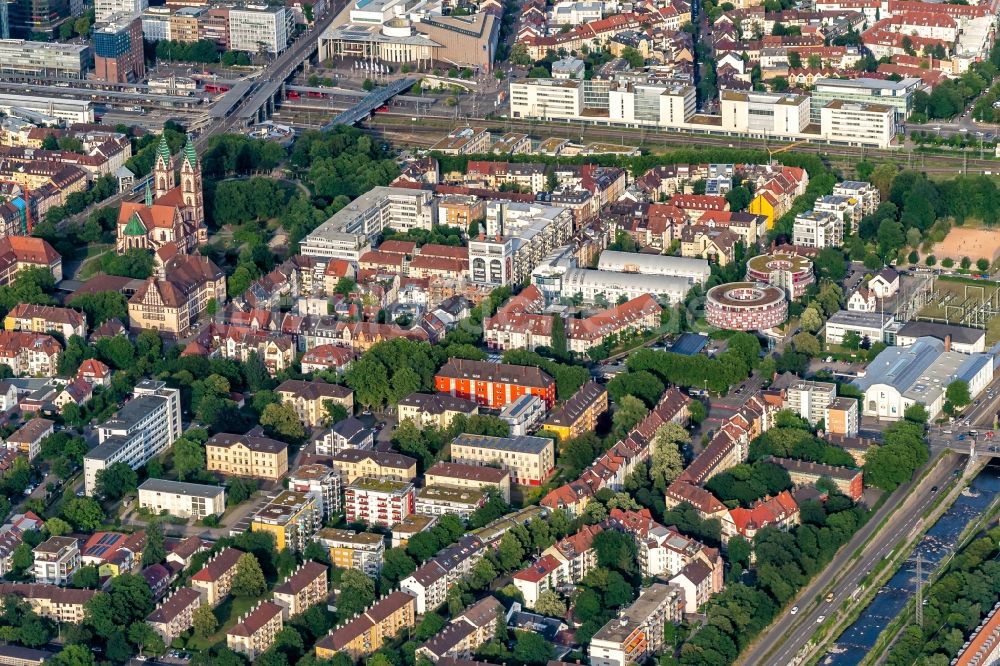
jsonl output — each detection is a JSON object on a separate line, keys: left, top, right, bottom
{"left": 705, "top": 282, "right": 788, "bottom": 331}
{"left": 745, "top": 252, "right": 815, "bottom": 299}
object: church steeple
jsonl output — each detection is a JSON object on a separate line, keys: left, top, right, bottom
{"left": 153, "top": 135, "right": 173, "bottom": 200}
{"left": 179, "top": 134, "right": 204, "bottom": 232}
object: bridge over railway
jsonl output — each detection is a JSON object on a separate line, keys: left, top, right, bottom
{"left": 321, "top": 77, "right": 416, "bottom": 129}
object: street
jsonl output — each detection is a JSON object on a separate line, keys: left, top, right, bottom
{"left": 737, "top": 451, "right": 963, "bottom": 666}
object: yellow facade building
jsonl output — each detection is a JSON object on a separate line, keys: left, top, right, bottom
{"left": 251, "top": 491, "right": 320, "bottom": 552}
{"left": 205, "top": 432, "right": 289, "bottom": 481}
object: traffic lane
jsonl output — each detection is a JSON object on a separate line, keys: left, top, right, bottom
{"left": 762, "top": 457, "right": 959, "bottom": 666}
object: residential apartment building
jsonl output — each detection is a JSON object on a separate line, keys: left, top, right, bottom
{"left": 330, "top": 449, "right": 418, "bottom": 485}
{"left": 415, "top": 596, "right": 504, "bottom": 662}
{"left": 589, "top": 584, "right": 685, "bottom": 666}
{"left": 313, "top": 417, "right": 372, "bottom": 457}
{"left": 84, "top": 381, "right": 182, "bottom": 497}
{"left": 190, "top": 548, "right": 243, "bottom": 606}
{"left": 4, "top": 303, "right": 85, "bottom": 339}
{"left": 397, "top": 392, "right": 479, "bottom": 430}
{"left": 315, "top": 591, "right": 416, "bottom": 661}
{"left": 205, "top": 432, "right": 289, "bottom": 481}
{"left": 0, "top": 331, "right": 60, "bottom": 376}
{"left": 430, "top": 127, "right": 491, "bottom": 154}
{"left": 272, "top": 561, "right": 327, "bottom": 619}
{"left": 415, "top": 486, "right": 487, "bottom": 521}
{"left": 32, "top": 536, "right": 79, "bottom": 585}
{"left": 792, "top": 210, "right": 843, "bottom": 249}
{"left": 770, "top": 456, "right": 864, "bottom": 501}
{"left": 424, "top": 462, "right": 511, "bottom": 504}
{"left": 827, "top": 397, "right": 859, "bottom": 437}
{"left": 251, "top": 491, "right": 320, "bottom": 552}
{"left": 227, "top": 601, "right": 284, "bottom": 660}
{"left": 781, "top": 377, "right": 837, "bottom": 427}
{"left": 435, "top": 358, "right": 556, "bottom": 409}
{"left": 315, "top": 528, "right": 385, "bottom": 578}
{"left": 498, "top": 394, "right": 545, "bottom": 436}
{"left": 469, "top": 202, "right": 572, "bottom": 287}
{"left": 301, "top": 187, "right": 436, "bottom": 262}
{"left": 541, "top": 381, "right": 608, "bottom": 441}
{"left": 146, "top": 587, "right": 201, "bottom": 644}
{"left": 450, "top": 434, "right": 555, "bottom": 486}
{"left": 137, "top": 479, "right": 226, "bottom": 520}
{"left": 228, "top": 6, "right": 292, "bottom": 53}
{"left": 276, "top": 379, "right": 354, "bottom": 428}
{"left": 400, "top": 536, "right": 485, "bottom": 613}
{"left": 344, "top": 478, "right": 416, "bottom": 528}
{"left": 0, "top": 584, "right": 96, "bottom": 623}
{"left": 5, "top": 418, "right": 53, "bottom": 461}
{"left": 80, "top": 530, "right": 144, "bottom": 575}
{"left": 0, "top": 237, "right": 62, "bottom": 286}
{"left": 288, "top": 464, "right": 341, "bottom": 518}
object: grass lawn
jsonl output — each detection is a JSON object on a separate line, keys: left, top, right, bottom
{"left": 186, "top": 594, "right": 264, "bottom": 651}
{"left": 77, "top": 245, "right": 113, "bottom": 280}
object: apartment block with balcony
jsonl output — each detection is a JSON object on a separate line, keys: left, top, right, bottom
{"left": 190, "top": 547, "right": 242, "bottom": 606}
{"left": 146, "top": 587, "right": 201, "bottom": 643}
{"left": 315, "top": 528, "right": 385, "bottom": 578}
{"left": 272, "top": 561, "right": 328, "bottom": 619}
{"left": 227, "top": 601, "right": 283, "bottom": 660}
{"left": 84, "top": 380, "right": 182, "bottom": 496}
{"left": 345, "top": 478, "right": 415, "bottom": 528}
{"left": 251, "top": 491, "right": 320, "bottom": 553}
{"left": 589, "top": 584, "right": 685, "bottom": 666}
{"left": 32, "top": 536, "right": 79, "bottom": 585}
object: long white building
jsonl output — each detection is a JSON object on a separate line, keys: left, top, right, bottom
{"left": 229, "top": 6, "right": 294, "bottom": 54}
{"left": 301, "top": 187, "right": 436, "bottom": 261}
{"left": 84, "top": 380, "right": 182, "bottom": 496}
{"left": 820, "top": 101, "right": 896, "bottom": 148}
{"left": 720, "top": 91, "right": 810, "bottom": 136}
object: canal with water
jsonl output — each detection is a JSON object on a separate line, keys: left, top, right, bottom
{"left": 819, "top": 465, "right": 1000, "bottom": 666}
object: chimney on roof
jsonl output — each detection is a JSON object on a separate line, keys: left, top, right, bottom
{"left": 945, "top": 334, "right": 952, "bottom": 352}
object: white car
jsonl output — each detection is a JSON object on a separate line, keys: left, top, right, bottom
{"left": 817, "top": 615, "right": 826, "bottom": 624}
{"left": 790, "top": 606, "right": 799, "bottom": 615}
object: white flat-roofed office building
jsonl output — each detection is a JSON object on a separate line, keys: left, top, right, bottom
{"left": 597, "top": 251, "right": 712, "bottom": 282}
{"left": 0, "top": 41, "right": 92, "bottom": 79}
{"left": 96, "top": 0, "right": 146, "bottom": 22}
{"left": 229, "top": 6, "right": 293, "bottom": 54}
{"left": 824, "top": 310, "right": 894, "bottom": 345}
{"left": 510, "top": 79, "right": 584, "bottom": 121}
{"left": 820, "top": 101, "right": 896, "bottom": 148}
{"left": 0, "top": 93, "right": 93, "bottom": 124}
{"left": 721, "top": 90, "right": 810, "bottom": 136}
{"left": 301, "top": 187, "right": 436, "bottom": 261}
{"left": 811, "top": 77, "right": 919, "bottom": 123}
{"left": 84, "top": 380, "right": 182, "bottom": 497}
{"left": 138, "top": 479, "right": 226, "bottom": 519}
{"left": 608, "top": 83, "right": 696, "bottom": 128}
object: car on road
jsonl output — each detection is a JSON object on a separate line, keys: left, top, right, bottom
{"left": 817, "top": 615, "right": 826, "bottom": 623}
{"left": 931, "top": 485, "right": 939, "bottom": 492}
{"left": 790, "top": 606, "right": 798, "bottom": 615}
{"left": 826, "top": 593, "right": 834, "bottom": 602}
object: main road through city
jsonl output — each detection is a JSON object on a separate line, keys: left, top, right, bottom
{"left": 737, "top": 373, "right": 1000, "bottom": 666}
